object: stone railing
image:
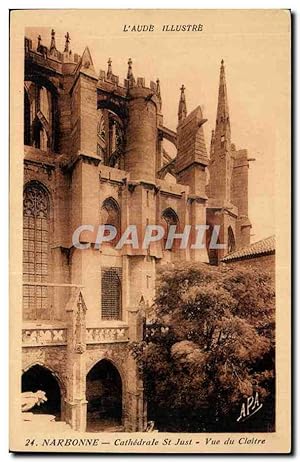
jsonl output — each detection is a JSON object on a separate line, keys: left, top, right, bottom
{"left": 22, "top": 326, "right": 68, "bottom": 347}
{"left": 22, "top": 326, "right": 130, "bottom": 347}
{"left": 86, "top": 326, "right": 129, "bottom": 344}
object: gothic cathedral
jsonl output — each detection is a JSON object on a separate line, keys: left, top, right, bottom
{"left": 22, "top": 30, "right": 251, "bottom": 431}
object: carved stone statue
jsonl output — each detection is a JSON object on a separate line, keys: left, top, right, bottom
{"left": 21, "top": 390, "right": 47, "bottom": 412}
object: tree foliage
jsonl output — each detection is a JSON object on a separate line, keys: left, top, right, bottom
{"left": 131, "top": 263, "right": 275, "bottom": 432}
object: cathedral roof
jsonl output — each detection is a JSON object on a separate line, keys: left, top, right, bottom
{"left": 221, "top": 235, "right": 275, "bottom": 262}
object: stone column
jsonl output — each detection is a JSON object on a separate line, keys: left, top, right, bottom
{"left": 65, "top": 289, "right": 88, "bottom": 431}
{"left": 125, "top": 300, "right": 146, "bottom": 431}
{"left": 125, "top": 86, "right": 158, "bottom": 182}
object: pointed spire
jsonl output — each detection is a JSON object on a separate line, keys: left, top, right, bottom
{"left": 215, "top": 59, "right": 231, "bottom": 156}
{"left": 178, "top": 84, "right": 187, "bottom": 123}
{"left": 50, "top": 29, "right": 56, "bottom": 52}
{"left": 127, "top": 58, "right": 135, "bottom": 84}
{"left": 209, "top": 59, "right": 232, "bottom": 204}
{"left": 107, "top": 57, "right": 113, "bottom": 79}
{"left": 216, "top": 59, "right": 230, "bottom": 128}
{"left": 64, "top": 32, "right": 70, "bottom": 53}
{"left": 156, "top": 78, "right": 162, "bottom": 111}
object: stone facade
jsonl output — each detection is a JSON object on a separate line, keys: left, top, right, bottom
{"left": 22, "top": 30, "right": 252, "bottom": 431}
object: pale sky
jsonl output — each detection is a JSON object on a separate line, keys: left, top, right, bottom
{"left": 24, "top": 10, "right": 290, "bottom": 243}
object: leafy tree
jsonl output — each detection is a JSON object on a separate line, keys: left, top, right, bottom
{"left": 131, "top": 263, "right": 275, "bottom": 432}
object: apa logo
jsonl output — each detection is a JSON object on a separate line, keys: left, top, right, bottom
{"left": 237, "top": 392, "right": 263, "bottom": 422}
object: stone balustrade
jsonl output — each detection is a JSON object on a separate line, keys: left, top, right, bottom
{"left": 22, "top": 326, "right": 68, "bottom": 347}
{"left": 86, "top": 326, "right": 129, "bottom": 344}
{"left": 22, "top": 325, "right": 130, "bottom": 347}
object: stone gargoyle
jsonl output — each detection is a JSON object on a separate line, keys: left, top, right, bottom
{"left": 21, "top": 390, "right": 47, "bottom": 412}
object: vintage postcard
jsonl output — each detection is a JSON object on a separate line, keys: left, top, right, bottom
{"left": 10, "top": 9, "right": 291, "bottom": 453}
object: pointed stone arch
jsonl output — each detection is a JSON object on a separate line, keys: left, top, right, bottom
{"left": 22, "top": 363, "right": 64, "bottom": 420}
{"left": 86, "top": 358, "right": 123, "bottom": 431}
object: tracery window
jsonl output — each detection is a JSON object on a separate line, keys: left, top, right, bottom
{"left": 23, "top": 183, "right": 50, "bottom": 320}
{"left": 101, "top": 267, "right": 122, "bottom": 320}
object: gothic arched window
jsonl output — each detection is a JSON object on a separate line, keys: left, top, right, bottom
{"left": 101, "top": 267, "right": 122, "bottom": 320}
{"left": 23, "top": 183, "right": 50, "bottom": 320}
{"left": 101, "top": 197, "right": 121, "bottom": 244}
{"left": 228, "top": 226, "right": 236, "bottom": 253}
{"left": 162, "top": 207, "right": 179, "bottom": 251}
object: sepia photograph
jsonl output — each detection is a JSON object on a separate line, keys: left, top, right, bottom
{"left": 9, "top": 8, "right": 291, "bottom": 453}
